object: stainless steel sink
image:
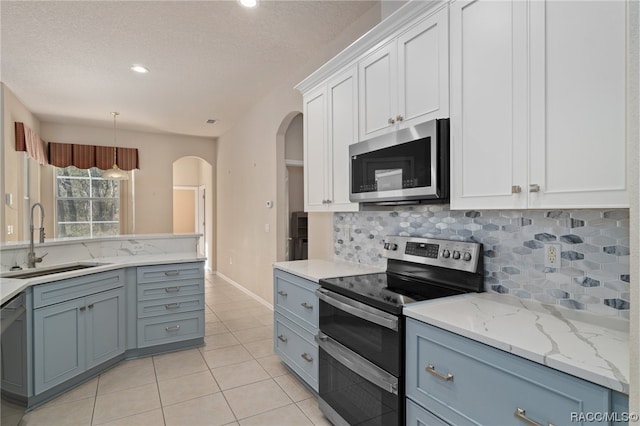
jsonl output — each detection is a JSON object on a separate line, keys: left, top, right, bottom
{"left": 0, "top": 263, "right": 106, "bottom": 279}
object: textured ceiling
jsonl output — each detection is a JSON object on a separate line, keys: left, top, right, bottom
{"left": 1, "top": 0, "right": 378, "bottom": 138}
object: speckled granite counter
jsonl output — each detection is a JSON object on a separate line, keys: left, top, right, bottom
{"left": 404, "top": 292, "right": 629, "bottom": 394}
{"left": 273, "top": 259, "right": 385, "bottom": 282}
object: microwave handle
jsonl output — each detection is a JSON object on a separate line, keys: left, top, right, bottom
{"left": 316, "top": 289, "right": 398, "bottom": 331}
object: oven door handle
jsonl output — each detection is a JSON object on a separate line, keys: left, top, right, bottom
{"left": 316, "top": 289, "right": 398, "bottom": 331}
{"left": 316, "top": 332, "right": 398, "bottom": 395}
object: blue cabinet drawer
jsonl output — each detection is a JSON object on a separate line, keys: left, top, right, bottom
{"left": 137, "top": 278, "right": 204, "bottom": 301}
{"left": 137, "top": 311, "right": 204, "bottom": 348}
{"left": 136, "top": 262, "right": 203, "bottom": 284}
{"left": 274, "top": 312, "right": 318, "bottom": 391}
{"left": 33, "top": 270, "right": 124, "bottom": 309}
{"left": 406, "top": 318, "right": 611, "bottom": 426}
{"left": 137, "top": 294, "right": 204, "bottom": 318}
{"left": 273, "top": 270, "right": 318, "bottom": 334}
{"left": 407, "top": 398, "right": 450, "bottom": 426}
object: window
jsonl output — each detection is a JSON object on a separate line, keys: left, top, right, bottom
{"left": 56, "top": 167, "right": 120, "bottom": 238}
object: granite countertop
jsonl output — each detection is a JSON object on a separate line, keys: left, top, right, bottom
{"left": 0, "top": 253, "right": 205, "bottom": 305}
{"left": 404, "top": 292, "right": 629, "bottom": 394}
{"left": 273, "top": 259, "right": 386, "bottom": 282}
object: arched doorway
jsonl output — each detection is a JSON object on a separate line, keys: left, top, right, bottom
{"left": 173, "top": 157, "right": 214, "bottom": 271}
{"left": 276, "top": 111, "right": 304, "bottom": 262}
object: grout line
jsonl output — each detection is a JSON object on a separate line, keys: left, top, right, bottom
{"left": 151, "top": 355, "right": 168, "bottom": 426}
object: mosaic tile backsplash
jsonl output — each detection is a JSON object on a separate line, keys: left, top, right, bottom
{"left": 333, "top": 206, "right": 631, "bottom": 318}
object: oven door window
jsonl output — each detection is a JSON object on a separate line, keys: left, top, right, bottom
{"left": 351, "top": 137, "right": 431, "bottom": 194}
{"left": 319, "top": 347, "right": 399, "bottom": 426}
{"left": 319, "top": 299, "right": 401, "bottom": 376}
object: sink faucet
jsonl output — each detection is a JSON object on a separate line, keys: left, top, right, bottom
{"left": 28, "top": 202, "right": 47, "bottom": 268}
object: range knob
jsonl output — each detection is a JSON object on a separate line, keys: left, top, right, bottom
{"left": 384, "top": 243, "right": 398, "bottom": 251}
{"left": 442, "top": 249, "right": 451, "bottom": 258}
{"left": 463, "top": 252, "right": 472, "bottom": 262}
{"left": 452, "top": 250, "right": 461, "bottom": 260}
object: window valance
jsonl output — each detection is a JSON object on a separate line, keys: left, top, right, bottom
{"left": 49, "top": 142, "right": 139, "bottom": 171}
{"left": 15, "top": 122, "right": 48, "bottom": 165}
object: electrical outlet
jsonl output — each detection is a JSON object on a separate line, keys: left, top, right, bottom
{"left": 544, "top": 243, "right": 561, "bottom": 268}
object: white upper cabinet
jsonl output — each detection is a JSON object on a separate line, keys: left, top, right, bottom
{"left": 450, "top": 0, "right": 628, "bottom": 210}
{"left": 303, "top": 67, "right": 359, "bottom": 212}
{"left": 359, "top": 6, "right": 449, "bottom": 141}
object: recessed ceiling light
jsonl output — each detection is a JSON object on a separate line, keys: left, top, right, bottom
{"left": 238, "top": 0, "right": 258, "bottom": 8}
{"left": 131, "top": 65, "right": 149, "bottom": 74}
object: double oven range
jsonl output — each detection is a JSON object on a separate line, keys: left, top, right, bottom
{"left": 316, "top": 236, "right": 484, "bottom": 425}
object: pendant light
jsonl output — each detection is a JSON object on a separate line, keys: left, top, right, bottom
{"left": 102, "top": 112, "right": 129, "bottom": 180}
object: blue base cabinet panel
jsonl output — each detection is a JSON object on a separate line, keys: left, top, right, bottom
{"left": 273, "top": 269, "right": 319, "bottom": 391}
{"left": 33, "top": 273, "right": 125, "bottom": 395}
{"left": 406, "top": 318, "right": 617, "bottom": 426}
{"left": 407, "top": 398, "right": 450, "bottom": 426}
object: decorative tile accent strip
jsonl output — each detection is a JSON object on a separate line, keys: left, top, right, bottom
{"left": 333, "top": 207, "right": 630, "bottom": 318}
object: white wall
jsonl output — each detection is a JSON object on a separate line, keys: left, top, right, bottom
{"left": 216, "top": 3, "right": 381, "bottom": 304}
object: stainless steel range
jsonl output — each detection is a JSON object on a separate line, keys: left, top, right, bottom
{"left": 316, "top": 236, "right": 484, "bottom": 426}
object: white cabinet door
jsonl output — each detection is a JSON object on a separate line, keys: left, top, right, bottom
{"left": 327, "top": 67, "right": 359, "bottom": 211}
{"left": 303, "top": 87, "right": 328, "bottom": 212}
{"left": 450, "top": 0, "right": 528, "bottom": 210}
{"left": 358, "top": 42, "right": 396, "bottom": 140}
{"left": 397, "top": 6, "right": 450, "bottom": 128}
{"left": 528, "top": 0, "right": 627, "bottom": 208}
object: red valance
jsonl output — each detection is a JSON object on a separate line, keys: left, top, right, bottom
{"left": 49, "top": 142, "right": 139, "bottom": 171}
{"left": 15, "top": 122, "right": 49, "bottom": 165}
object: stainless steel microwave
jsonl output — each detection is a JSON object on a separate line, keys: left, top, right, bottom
{"left": 349, "top": 119, "right": 449, "bottom": 205}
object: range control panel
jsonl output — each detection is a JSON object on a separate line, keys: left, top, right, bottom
{"left": 383, "top": 236, "right": 482, "bottom": 273}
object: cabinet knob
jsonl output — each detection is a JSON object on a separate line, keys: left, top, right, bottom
{"left": 87, "top": 304, "right": 94, "bottom": 309}
{"left": 529, "top": 184, "right": 540, "bottom": 193}
{"left": 512, "top": 185, "right": 522, "bottom": 194}
{"left": 396, "top": 115, "right": 404, "bottom": 122}
{"left": 388, "top": 117, "right": 396, "bottom": 125}
{"left": 79, "top": 306, "right": 86, "bottom": 312}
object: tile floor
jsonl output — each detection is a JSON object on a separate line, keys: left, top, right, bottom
{"left": 18, "top": 273, "right": 331, "bottom": 426}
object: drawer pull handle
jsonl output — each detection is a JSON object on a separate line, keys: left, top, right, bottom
{"left": 277, "top": 290, "right": 288, "bottom": 297}
{"left": 165, "top": 325, "right": 181, "bottom": 332}
{"left": 514, "top": 408, "right": 552, "bottom": 426}
{"left": 79, "top": 306, "right": 86, "bottom": 312}
{"left": 164, "top": 270, "right": 180, "bottom": 276}
{"left": 426, "top": 364, "right": 454, "bottom": 382}
{"left": 277, "top": 335, "right": 288, "bottom": 343}
{"left": 165, "top": 303, "right": 180, "bottom": 310}
{"left": 88, "top": 304, "right": 94, "bottom": 309}
{"left": 301, "top": 302, "right": 313, "bottom": 310}
{"left": 301, "top": 353, "right": 313, "bottom": 363}
{"left": 165, "top": 287, "right": 180, "bottom": 293}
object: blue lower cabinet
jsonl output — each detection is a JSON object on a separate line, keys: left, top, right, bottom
{"left": 33, "top": 286, "right": 125, "bottom": 394}
{"left": 406, "top": 318, "right": 620, "bottom": 426}
{"left": 407, "top": 398, "right": 450, "bottom": 426}
{"left": 137, "top": 311, "right": 204, "bottom": 348}
{"left": 274, "top": 312, "right": 318, "bottom": 391}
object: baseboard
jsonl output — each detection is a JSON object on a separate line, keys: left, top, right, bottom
{"left": 213, "top": 271, "right": 274, "bottom": 310}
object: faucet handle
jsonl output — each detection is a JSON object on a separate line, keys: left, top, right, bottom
{"left": 36, "top": 252, "right": 48, "bottom": 263}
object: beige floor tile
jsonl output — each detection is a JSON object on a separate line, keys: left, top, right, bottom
{"left": 202, "top": 345, "right": 254, "bottom": 369}
{"left": 163, "top": 393, "right": 235, "bottom": 426}
{"left": 158, "top": 370, "right": 220, "bottom": 406}
{"left": 1, "top": 400, "right": 25, "bottom": 426}
{"left": 93, "top": 383, "right": 161, "bottom": 425}
{"left": 254, "top": 313, "right": 274, "bottom": 326}
{"left": 45, "top": 377, "right": 98, "bottom": 405}
{"left": 223, "top": 379, "right": 292, "bottom": 420}
{"left": 205, "top": 320, "right": 230, "bottom": 336}
{"left": 256, "top": 355, "right": 289, "bottom": 378}
{"left": 211, "top": 359, "right": 270, "bottom": 390}
{"left": 222, "top": 316, "right": 263, "bottom": 332}
{"left": 239, "top": 403, "right": 314, "bottom": 426}
{"left": 296, "top": 398, "right": 331, "bottom": 426}
{"left": 275, "top": 374, "right": 313, "bottom": 402}
{"left": 215, "top": 308, "right": 259, "bottom": 321}
{"left": 201, "top": 332, "right": 240, "bottom": 351}
{"left": 21, "top": 397, "right": 94, "bottom": 426}
{"left": 232, "top": 326, "right": 272, "bottom": 344}
{"left": 243, "top": 338, "right": 276, "bottom": 359}
{"left": 94, "top": 408, "right": 165, "bottom": 426}
{"left": 153, "top": 348, "right": 208, "bottom": 381}
{"left": 98, "top": 358, "right": 156, "bottom": 395}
